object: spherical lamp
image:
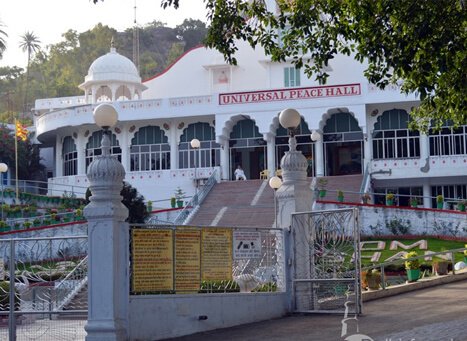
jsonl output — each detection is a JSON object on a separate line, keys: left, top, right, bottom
{"left": 0, "top": 163, "right": 7, "bottom": 173}
{"left": 93, "top": 103, "right": 118, "bottom": 129}
{"left": 190, "top": 138, "right": 201, "bottom": 149}
{"left": 311, "top": 130, "right": 322, "bottom": 142}
{"left": 269, "top": 176, "right": 282, "bottom": 190}
{"left": 279, "top": 108, "right": 301, "bottom": 130}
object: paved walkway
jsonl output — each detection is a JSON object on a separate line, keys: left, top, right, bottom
{"left": 167, "top": 280, "right": 467, "bottom": 341}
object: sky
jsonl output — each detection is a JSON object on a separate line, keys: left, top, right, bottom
{"left": 0, "top": 0, "right": 208, "bottom": 68}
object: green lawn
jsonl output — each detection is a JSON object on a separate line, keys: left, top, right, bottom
{"left": 361, "top": 237, "right": 466, "bottom": 267}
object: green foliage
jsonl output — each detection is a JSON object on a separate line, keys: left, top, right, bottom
{"left": 174, "top": 187, "right": 185, "bottom": 201}
{"left": 0, "top": 281, "right": 19, "bottom": 311}
{"left": 385, "top": 218, "right": 411, "bottom": 235}
{"left": 162, "top": 0, "right": 466, "bottom": 131}
{"left": 86, "top": 182, "right": 148, "bottom": 223}
{"left": 404, "top": 251, "right": 420, "bottom": 270}
{"left": 0, "top": 125, "right": 45, "bottom": 180}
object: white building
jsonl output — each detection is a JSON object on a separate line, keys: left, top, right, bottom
{"left": 33, "top": 40, "right": 467, "bottom": 208}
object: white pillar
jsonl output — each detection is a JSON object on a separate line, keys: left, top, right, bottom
{"left": 55, "top": 137, "right": 63, "bottom": 177}
{"left": 423, "top": 183, "right": 431, "bottom": 208}
{"left": 76, "top": 136, "right": 86, "bottom": 175}
{"left": 276, "top": 135, "right": 314, "bottom": 311}
{"left": 314, "top": 139, "right": 324, "bottom": 177}
{"left": 84, "top": 132, "right": 129, "bottom": 341}
{"left": 419, "top": 133, "right": 429, "bottom": 160}
{"left": 220, "top": 139, "right": 230, "bottom": 180}
{"left": 119, "top": 131, "right": 130, "bottom": 172}
{"left": 266, "top": 133, "right": 275, "bottom": 177}
{"left": 170, "top": 125, "right": 177, "bottom": 170}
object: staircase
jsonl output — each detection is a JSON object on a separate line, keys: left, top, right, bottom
{"left": 189, "top": 174, "right": 364, "bottom": 227}
{"left": 320, "top": 174, "right": 363, "bottom": 203}
{"left": 58, "top": 283, "right": 88, "bottom": 319}
{"left": 189, "top": 180, "right": 276, "bottom": 228}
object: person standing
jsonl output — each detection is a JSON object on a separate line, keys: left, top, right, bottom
{"left": 234, "top": 165, "right": 247, "bottom": 180}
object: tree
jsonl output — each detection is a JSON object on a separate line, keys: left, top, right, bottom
{"left": 85, "top": 182, "right": 148, "bottom": 223}
{"left": 0, "top": 20, "right": 7, "bottom": 59}
{"left": 175, "top": 19, "right": 208, "bottom": 50}
{"left": 161, "top": 0, "right": 466, "bottom": 131}
{"left": 19, "top": 31, "right": 41, "bottom": 113}
{"left": 165, "top": 42, "right": 185, "bottom": 68}
{"left": 0, "top": 125, "right": 45, "bottom": 180}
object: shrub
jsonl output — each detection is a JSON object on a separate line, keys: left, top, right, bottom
{"left": 0, "top": 281, "right": 19, "bottom": 311}
{"left": 404, "top": 251, "right": 420, "bottom": 270}
{"left": 386, "top": 193, "right": 395, "bottom": 200}
{"left": 436, "top": 194, "right": 444, "bottom": 203}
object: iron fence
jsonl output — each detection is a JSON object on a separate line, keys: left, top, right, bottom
{"left": 0, "top": 235, "right": 88, "bottom": 340}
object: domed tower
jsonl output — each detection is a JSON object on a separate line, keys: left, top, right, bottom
{"left": 79, "top": 41, "right": 147, "bottom": 104}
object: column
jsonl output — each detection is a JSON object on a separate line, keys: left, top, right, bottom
{"left": 276, "top": 136, "right": 314, "bottom": 311}
{"left": 119, "top": 131, "right": 130, "bottom": 172}
{"left": 266, "top": 133, "right": 275, "bottom": 176}
{"left": 170, "top": 123, "right": 178, "bottom": 170}
{"left": 419, "top": 133, "right": 429, "bottom": 160}
{"left": 76, "top": 136, "right": 86, "bottom": 175}
{"left": 55, "top": 137, "right": 63, "bottom": 177}
{"left": 84, "top": 132, "right": 129, "bottom": 341}
{"left": 423, "top": 183, "right": 431, "bottom": 208}
{"left": 314, "top": 139, "right": 324, "bottom": 177}
{"left": 220, "top": 139, "right": 230, "bottom": 180}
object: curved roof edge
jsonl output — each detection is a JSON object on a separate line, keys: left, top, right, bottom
{"left": 143, "top": 44, "right": 206, "bottom": 83}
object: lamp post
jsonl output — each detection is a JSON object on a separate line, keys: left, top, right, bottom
{"left": 0, "top": 163, "right": 7, "bottom": 220}
{"left": 85, "top": 103, "right": 129, "bottom": 340}
{"left": 311, "top": 129, "right": 322, "bottom": 142}
{"left": 269, "top": 176, "right": 282, "bottom": 229}
{"left": 190, "top": 138, "right": 200, "bottom": 204}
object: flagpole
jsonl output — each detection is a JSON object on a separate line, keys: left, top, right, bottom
{"left": 14, "top": 118, "right": 19, "bottom": 201}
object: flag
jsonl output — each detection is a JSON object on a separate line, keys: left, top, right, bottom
{"left": 15, "top": 120, "right": 28, "bottom": 141}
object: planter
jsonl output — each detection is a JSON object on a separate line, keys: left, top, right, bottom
{"left": 406, "top": 269, "right": 420, "bottom": 282}
{"left": 337, "top": 196, "right": 344, "bottom": 203}
{"left": 367, "top": 275, "right": 381, "bottom": 290}
{"left": 318, "top": 190, "right": 327, "bottom": 198}
{"left": 437, "top": 202, "right": 443, "bottom": 209}
{"left": 176, "top": 200, "right": 183, "bottom": 208}
{"left": 458, "top": 203, "right": 465, "bottom": 212}
{"left": 433, "top": 261, "right": 449, "bottom": 276}
{"left": 386, "top": 199, "right": 394, "bottom": 206}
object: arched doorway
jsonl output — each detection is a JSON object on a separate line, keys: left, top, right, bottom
{"left": 229, "top": 118, "right": 266, "bottom": 180}
{"left": 275, "top": 118, "right": 315, "bottom": 177}
{"left": 323, "top": 112, "right": 363, "bottom": 176}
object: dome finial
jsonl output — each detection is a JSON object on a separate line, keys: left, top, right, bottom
{"left": 110, "top": 37, "right": 116, "bottom": 52}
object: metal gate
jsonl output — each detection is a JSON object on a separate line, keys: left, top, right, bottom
{"left": 291, "top": 208, "right": 361, "bottom": 314}
{"left": 0, "top": 235, "right": 88, "bottom": 340}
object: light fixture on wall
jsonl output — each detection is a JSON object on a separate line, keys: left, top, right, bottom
{"left": 190, "top": 138, "right": 201, "bottom": 204}
{"left": 310, "top": 130, "right": 322, "bottom": 142}
{"left": 269, "top": 176, "right": 282, "bottom": 229}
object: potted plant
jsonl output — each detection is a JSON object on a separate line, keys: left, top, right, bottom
{"left": 361, "top": 192, "right": 371, "bottom": 204}
{"left": 337, "top": 190, "right": 344, "bottom": 202}
{"left": 170, "top": 197, "right": 176, "bottom": 208}
{"left": 436, "top": 194, "right": 444, "bottom": 209}
{"left": 432, "top": 260, "right": 449, "bottom": 276}
{"left": 147, "top": 200, "right": 153, "bottom": 213}
{"left": 404, "top": 251, "right": 420, "bottom": 282}
{"left": 174, "top": 187, "right": 185, "bottom": 208}
{"left": 317, "top": 178, "right": 328, "bottom": 198}
{"left": 385, "top": 193, "right": 395, "bottom": 206}
{"left": 457, "top": 200, "right": 466, "bottom": 212}
{"left": 364, "top": 269, "right": 382, "bottom": 290}
{"left": 410, "top": 197, "right": 419, "bottom": 208}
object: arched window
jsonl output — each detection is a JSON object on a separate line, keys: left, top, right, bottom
{"left": 429, "top": 121, "right": 466, "bottom": 156}
{"left": 130, "top": 126, "right": 170, "bottom": 171}
{"left": 63, "top": 136, "right": 77, "bottom": 176}
{"left": 86, "top": 131, "right": 121, "bottom": 169}
{"left": 179, "top": 122, "right": 220, "bottom": 169}
{"left": 323, "top": 112, "right": 363, "bottom": 175}
{"left": 372, "top": 109, "right": 420, "bottom": 159}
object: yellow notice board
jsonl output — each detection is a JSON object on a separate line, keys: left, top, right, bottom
{"left": 131, "top": 229, "right": 174, "bottom": 293}
{"left": 201, "top": 228, "right": 233, "bottom": 281}
{"left": 175, "top": 227, "right": 201, "bottom": 292}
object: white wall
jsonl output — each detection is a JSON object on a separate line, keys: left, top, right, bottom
{"left": 315, "top": 202, "right": 467, "bottom": 237}
{"left": 129, "top": 293, "right": 288, "bottom": 340}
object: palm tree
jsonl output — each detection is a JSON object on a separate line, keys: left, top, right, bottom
{"left": 19, "top": 31, "right": 41, "bottom": 113}
{"left": 0, "top": 21, "right": 7, "bottom": 58}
